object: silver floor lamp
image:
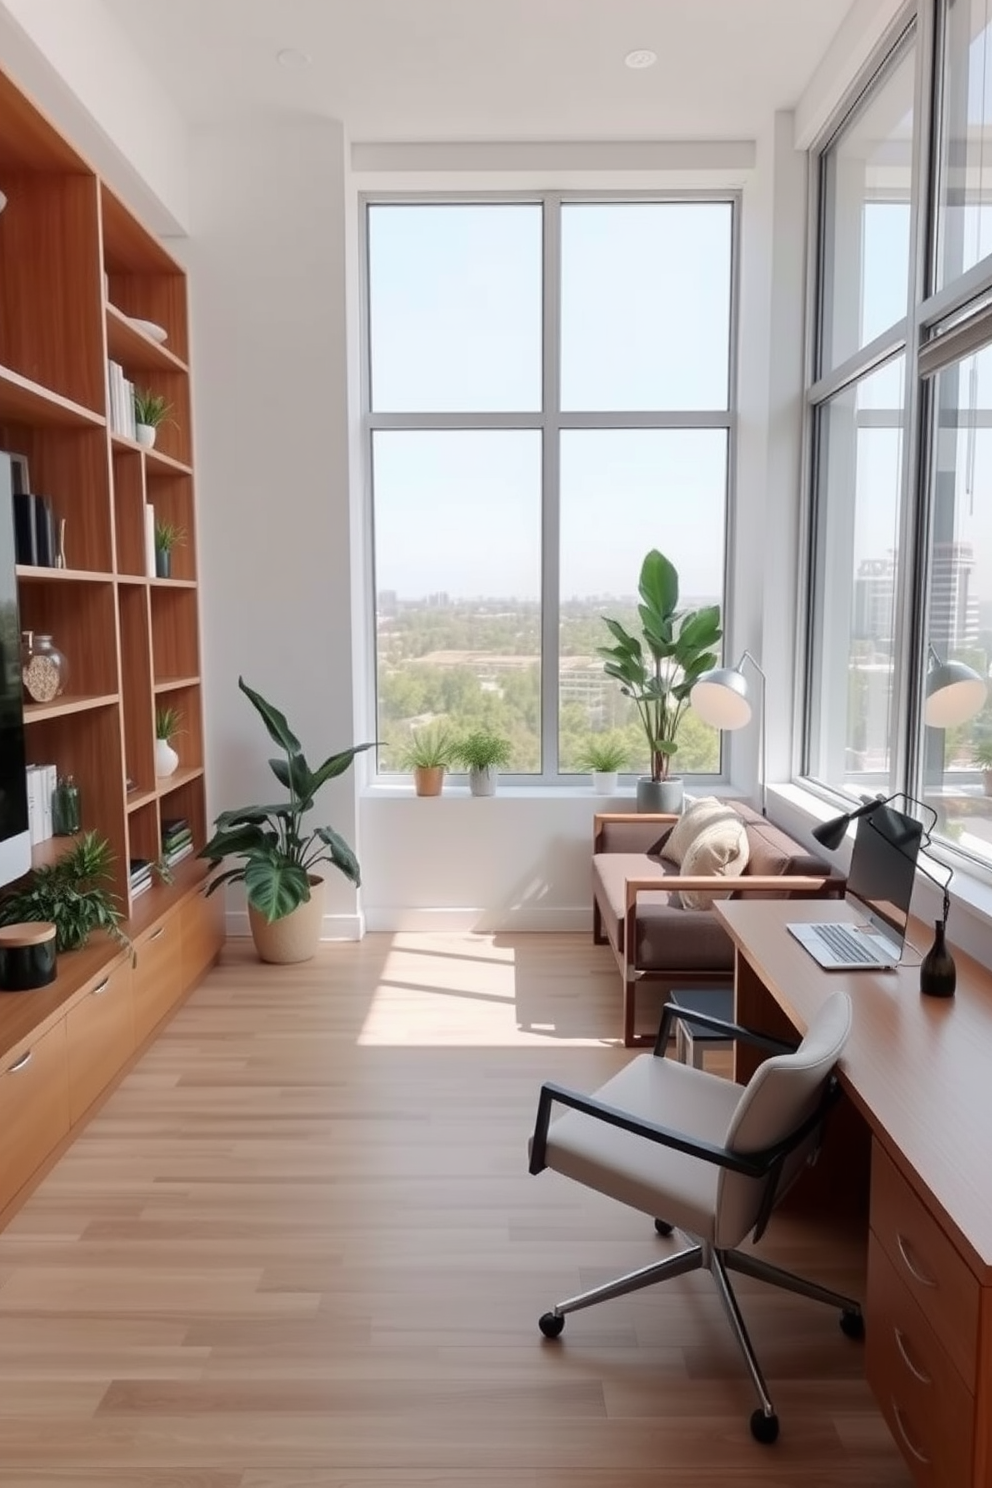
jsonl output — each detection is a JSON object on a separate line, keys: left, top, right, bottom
{"left": 690, "top": 650, "right": 766, "bottom": 815}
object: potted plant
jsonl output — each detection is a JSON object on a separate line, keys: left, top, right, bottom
{"left": 133, "top": 388, "right": 173, "bottom": 451}
{"left": 974, "top": 738, "right": 992, "bottom": 795}
{"left": 454, "top": 728, "right": 512, "bottom": 797}
{"left": 0, "top": 831, "right": 130, "bottom": 955}
{"left": 199, "top": 677, "right": 372, "bottom": 964}
{"left": 154, "top": 519, "right": 186, "bottom": 579}
{"left": 575, "top": 732, "right": 630, "bottom": 795}
{"left": 155, "top": 704, "right": 183, "bottom": 779}
{"left": 399, "top": 721, "right": 458, "bottom": 796}
{"left": 598, "top": 549, "right": 722, "bottom": 813}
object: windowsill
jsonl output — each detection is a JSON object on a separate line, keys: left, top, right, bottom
{"left": 361, "top": 781, "right": 744, "bottom": 801}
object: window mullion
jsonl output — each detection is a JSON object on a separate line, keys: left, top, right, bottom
{"left": 541, "top": 195, "right": 562, "bottom": 781}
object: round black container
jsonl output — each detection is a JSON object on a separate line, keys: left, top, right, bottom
{"left": 0, "top": 923, "right": 57, "bottom": 991}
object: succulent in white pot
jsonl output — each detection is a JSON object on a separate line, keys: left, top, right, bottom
{"left": 575, "top": 732, "right": 630, "bottom": 795}
{"left": 133, "top": 387, "right": 173, "bottom": 450}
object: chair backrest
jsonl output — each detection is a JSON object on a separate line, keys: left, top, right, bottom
{"left": 714, "top": 991, "right": 852, "bottom": 1248}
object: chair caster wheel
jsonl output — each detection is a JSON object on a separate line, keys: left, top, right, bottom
{"left": 840, "top": 1308, "right": 865, "bottom": 1340}
{"left": 750, "top": 1408, "right": 779, "bottom": 1444}
{"left": 654, "top": 1219, "right": 673, "bottom": 1236}
{"left": 539, "top": 1312, "right": 565, "bottom": 1339}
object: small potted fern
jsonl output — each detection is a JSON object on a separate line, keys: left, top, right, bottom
{"left": 575, "top": 733, "right": 630, "bottom": 795}
{"left": 454, "top": 728, "right": 512, "bottom": 797}
{"left": 399, "top": 721, "right": 458, "bottom": 797}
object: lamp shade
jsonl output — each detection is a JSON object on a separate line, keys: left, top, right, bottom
{"left": 690, "top": 667, "right": 753, "bottom": 729}
{"left": 924, "top": 659, "right": 987, "bottom": 728}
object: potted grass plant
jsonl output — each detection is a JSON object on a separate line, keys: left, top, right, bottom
{"left": 575, "top": 732, "right": 630, "bottom": 795}
{"left": 154, "top": 519, "right": 186, "bottom": 579}
{"left": 399, "top": 721, "right": 459, "bottom": 796}
{"left": 454, "top": 727, "right": 512, "bottom": 797}
{"left": 0, "top": 831, "right": 130, "bottom": 956}
{"left": 155, "top": 704, "right": 183, "bottom": 779}
{"left": 199, "top": 677, "right": 372, "bottom": 964}
{"left": 133, "top": 388, "right": 173, "bottom": 451}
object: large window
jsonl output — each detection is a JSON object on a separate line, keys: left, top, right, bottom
{"left": 803, "top": 2, "right": 992, "bottom": 873}
{"left": 366, "top": 198, "right": 735, "bottom": 780}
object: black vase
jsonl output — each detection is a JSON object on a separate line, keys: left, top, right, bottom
{"left": 920, "top": 918, "right": 956, "bottom": 998}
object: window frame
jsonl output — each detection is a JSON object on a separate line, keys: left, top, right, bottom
{"left": 360, "top": 188, "right": 743, "bottom": 786}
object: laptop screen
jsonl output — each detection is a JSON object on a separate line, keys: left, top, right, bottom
{"left": 846, "top": 803, "right": 923, "bottom": 951}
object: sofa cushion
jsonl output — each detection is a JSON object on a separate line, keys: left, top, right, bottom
{"left": 677, "top": 815, "right": 750, "bottom": 910}
{"left": 661, "top": 796, "right": 736, "bottom": 865}
{"left": 593, "top": 853, "right": 674, "bottom": 950}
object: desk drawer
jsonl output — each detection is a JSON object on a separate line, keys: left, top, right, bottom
{"left": 871, "top": 1142, "right": 978, "bottom": 1387}
{"left": 867, "top": 1232, "right": 973, "bottom": 1488}
{"left": 0, "top": 1020, "right": 69, "bottom": 1212}
{"left": 65, "top": 959, "right": 134, "bottom": 1125}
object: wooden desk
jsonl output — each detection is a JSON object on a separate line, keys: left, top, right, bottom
{"left": 715, "top": 898, "right": 992, "bottom": 1488}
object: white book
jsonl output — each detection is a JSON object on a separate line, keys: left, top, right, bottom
{"left": 144, "top": 503, "right": 156, "bottom": 577}
{"left": 25, "top": 765, "right": 39, "bottom": 846}
{"left": 42, "top": 764, "right": 57, "bottom": 841}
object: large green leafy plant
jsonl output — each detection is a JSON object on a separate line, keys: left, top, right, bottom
{"left": 598, "top": 549, "right": 722, "bottom": 782}
{"left": 200, "top": 677, "right": 372, "bottom": 923}
{"left": 0, "top": 831, "right": 129, "bottom": 953}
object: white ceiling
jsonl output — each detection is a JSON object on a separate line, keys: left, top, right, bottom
{"left": 101, "top": 0, "right": 857, "bottom": 140}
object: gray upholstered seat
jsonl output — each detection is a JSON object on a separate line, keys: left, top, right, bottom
{"left": 528, "top": 990, "right": 860, "bottom": 1443}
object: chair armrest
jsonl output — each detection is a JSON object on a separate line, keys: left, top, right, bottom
{"left": 623, "top": 874, "right": 830, "bottom": 912}
{"left": 652, "top": 1003, "right": 797, "bottom": 1058}
{"left": 594, "top": 811, "right": 677, "bottom": 853}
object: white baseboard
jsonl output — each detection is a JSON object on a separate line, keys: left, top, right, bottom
{"left": 362, "top": 905, "right": 592, "bottom": 934}
{"left": 226, "top": 910, "right": 365, "bottom": 941}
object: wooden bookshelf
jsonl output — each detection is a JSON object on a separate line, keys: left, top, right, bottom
{"left": 0, "top": 63, "right": 223, "bottom": 1227}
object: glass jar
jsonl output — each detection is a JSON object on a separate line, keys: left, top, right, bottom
{"left": 52, "top": 775, "right": 81, "bottom": 836}
{"left": 21, "top": 631, "right": 68, "bottom": 703}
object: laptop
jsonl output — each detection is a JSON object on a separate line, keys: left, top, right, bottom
{"left": 788, "top": 803, "right": 923, "bottom": 970}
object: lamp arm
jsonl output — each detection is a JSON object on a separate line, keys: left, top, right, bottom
{"left": 861, "top": 791, "right": 938, "bottom": 847}
{"left": 865, "top": 814, "right": 953, "bottom": 924}
{"left": 735, "top": 651, "right": 767, "bottom": 817}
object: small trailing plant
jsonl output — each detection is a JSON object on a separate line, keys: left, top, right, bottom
{"left": 574, "top": 733, "right": 630, "bottom": 774}
{"left": 133, "top": 388, "right": 173, "bottom": 428}
{"left": 454, "top": 728, "right": 513, "bottom": 773}
{"left": 0, "top": 831, "right": 129, "bottom": 954}
{"left": 154, "top": 519, "right": 186, "bottom": 555}
{"left": 155, "top": 704, "right": 184, "bottom": 742}
{"left": 398, "top": 721, "right": 459, "bottom": 771}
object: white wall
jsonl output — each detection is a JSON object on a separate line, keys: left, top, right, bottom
{"left": 178, "top": 119, "right": 363, "bottom": 938}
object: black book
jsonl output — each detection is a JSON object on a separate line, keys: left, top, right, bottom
{"left": 161, "top": 816, "right": 189, "bottom": 834}
{"left": 12, "top": 493, "right": 37, "bottom": 566}
{"left": 33, "top": 495, "right": 54, "bottom": 567}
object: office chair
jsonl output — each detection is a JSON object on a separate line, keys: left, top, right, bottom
{"left": 528, "top": 990, "right": 861, "bottom": 1443}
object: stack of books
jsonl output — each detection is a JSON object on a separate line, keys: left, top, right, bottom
{"left": 161, "top": 817, "right": 193, "bottom": 868}
{"left": 129, "top": 857, "right": 153, "bottom": 899}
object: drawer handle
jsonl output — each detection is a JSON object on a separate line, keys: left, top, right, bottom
{"left": 892, "top": 1402, "right": 931, "bottom": 1465}
{"left": 896, "top": 1232, "right": 937, "bottom": 1288}
{"left": 91, "top": 978, "right": 110, "bottom": 997}
{"left": 149, "top": 927, "right": 166, "bottom": 942}
{"left": 7, "top": 1049, "right": 32, "bottom": 1073}
{"left": 894, "top": 1327, "right": 932, "bottom": 1385}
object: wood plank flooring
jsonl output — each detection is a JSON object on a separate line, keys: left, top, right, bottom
{"left": 0, "top": 932, "right": 912, "bottom": 1486}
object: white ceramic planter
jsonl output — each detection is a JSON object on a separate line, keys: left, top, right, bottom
{"left": 469, "top": 765, "right": 498, "bottom": 797}
{"left": 154, "top": 738, "right": 179, "bottom": 778}
{"left": 135, "top": 422, "right": 157, "bottom": 449}
{"left": 592, "top": 770, "right": 619, "bottom": 795}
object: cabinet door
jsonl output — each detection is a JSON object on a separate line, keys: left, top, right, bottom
{"left": 180, "top": 886, "right": 224, "bottom": 990}
{"left": 132, "top": 912, "right": 183, "bottom": 1047}
{"left": 0, "top": 1020, "right": 70, "bottom": 1214}
{"left": 65, "top": 959, "right": 134, "bottom": 1125}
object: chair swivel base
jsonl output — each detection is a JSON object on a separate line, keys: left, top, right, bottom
{"left": 537, "top": 1225, "right": 863, "bottom": 1444}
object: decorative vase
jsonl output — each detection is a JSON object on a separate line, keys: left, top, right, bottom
{"left": 248, "top": 875, "right": 323, "bottom": 964}
{"left": 155, "top": 547, "right": 171, "bottom": 579}
{"left": 636, "top": 777, "right": 684, "bottom": 814}
{"left": 20, "top": 630, "right": 68, "bottom": 703}
{"left": 920, "top": 918, "right": 956, "bottom": 998}
{"left": 468, "top": 765, "right": 497, "bottom": 797}
{"left": 592, "top": 770, "right": 618, "bottom": 795}
{"left": 155, "top": 738, "right": 179, "bottom": 778}
{"left": 413, "top": 766, "right": 445, "bottom": 797}
{"left": 136, "top": 423, "right": 156, "bottom": 449}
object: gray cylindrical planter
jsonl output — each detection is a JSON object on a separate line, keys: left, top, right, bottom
{"left": 636, "top": 777, "right": 684, "bottom": 814}
{"left": 469, "top": 766, "right": 498, "bottom": 797}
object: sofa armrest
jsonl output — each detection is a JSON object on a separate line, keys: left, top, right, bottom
{"left": 594, "top": 811, "right": 678, "bottom": 855}
{"left": 623, "top": 874, "right": 832, "bottom": 913}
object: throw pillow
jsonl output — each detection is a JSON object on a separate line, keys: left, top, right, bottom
{"left": 661, "top": 796, "right": 733, "bottom": 865}
{"left": 676, "top": 811, "right": 750, "bottom": 910}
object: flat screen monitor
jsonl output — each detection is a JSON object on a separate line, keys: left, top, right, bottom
{"left": 846, "top": 803, "right": 923, "bottom": 954}
{"left": 0, "top": 453, "right": 30, "bottom": 886}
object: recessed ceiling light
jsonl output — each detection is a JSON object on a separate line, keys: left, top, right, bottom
{"left": 277, "top": 48, "right": 312, "bottom": 68}
{"left": 624, "top": 49, "right": 657, "bottom": 69}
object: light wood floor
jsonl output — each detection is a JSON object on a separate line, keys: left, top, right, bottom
{"left": 0, "top": 932, "right": 912, "bottom": 1487}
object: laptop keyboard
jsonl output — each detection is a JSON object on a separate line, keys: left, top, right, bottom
{"left": 818, "top": 922, "right": 880, "bottom": 964}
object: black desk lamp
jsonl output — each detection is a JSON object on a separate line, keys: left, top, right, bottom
{"left": 812, "top": 793, "right": 956, "bottom": 998}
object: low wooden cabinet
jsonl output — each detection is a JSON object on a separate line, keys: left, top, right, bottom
{"left": 0, "top": 873, "right": 224, "bottom": 1228}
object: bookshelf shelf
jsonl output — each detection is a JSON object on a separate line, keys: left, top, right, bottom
{"left": 23, "top": 692, "right": 119, "bottom": 722}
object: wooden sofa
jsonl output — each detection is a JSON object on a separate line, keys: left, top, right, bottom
{"left": 592, "top": 802, "right": 842, "bottom": 1045}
